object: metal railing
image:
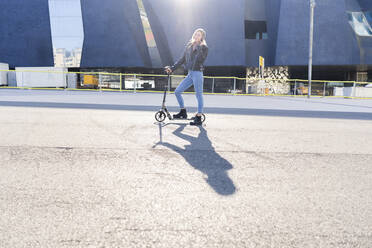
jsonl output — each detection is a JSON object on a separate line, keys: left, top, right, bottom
{"left": 0, "top": 69, "right": 372, "bottom": 99}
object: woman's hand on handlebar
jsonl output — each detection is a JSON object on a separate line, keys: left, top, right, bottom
{"left": 164, "top": 66, "right": 172, "bottom": 74}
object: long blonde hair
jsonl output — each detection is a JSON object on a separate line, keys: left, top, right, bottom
{"left": 189, "top": 28, "right": 207, "bottom": 46}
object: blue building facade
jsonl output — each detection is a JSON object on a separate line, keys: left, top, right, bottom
{"left": 80, "top": 0, "right": 148, "bottom": 68}
{"left": 0, "top": 0, "right": 371, "bottom": 77}
{"left": 0, "top": 0, "right": 54, "bottom": 67}
{"left": 275, "top": 0, "right": 368, "bottom": 66}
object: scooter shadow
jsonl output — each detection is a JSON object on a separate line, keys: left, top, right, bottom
{"left": 153, "top": 122, "right": 236, "bottom": 196}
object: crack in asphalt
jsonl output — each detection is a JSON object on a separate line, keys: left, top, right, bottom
{"left": 0, "top": 145, "right": 372, "bottom": 156}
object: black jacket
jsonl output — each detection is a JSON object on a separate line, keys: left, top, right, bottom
{"left": 171, "top": 43, "right": 208, "bottom": 72}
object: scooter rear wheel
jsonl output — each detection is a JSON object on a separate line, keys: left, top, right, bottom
{"left": 155, "top": 111, "right": 166, "bottom": 122}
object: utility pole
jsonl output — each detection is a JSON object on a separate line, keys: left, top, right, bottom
{"left": 308, "top": 0, "right": 316, "bottom": 98}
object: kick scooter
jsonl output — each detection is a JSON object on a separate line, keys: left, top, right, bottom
{"left": 154, "top": 74, "right": 205, "bottom": 123}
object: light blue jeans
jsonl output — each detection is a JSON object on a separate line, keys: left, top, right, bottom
{"left": 174, "top": 70, "right": 204, "bottom": 113}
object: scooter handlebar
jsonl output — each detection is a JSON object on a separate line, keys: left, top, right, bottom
{"left": 164, "top": 66, "right": 172, "bottom": 75}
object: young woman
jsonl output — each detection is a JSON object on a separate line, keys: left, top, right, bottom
{"left": 165, "top": 28, "right": 208, "bottom": 126}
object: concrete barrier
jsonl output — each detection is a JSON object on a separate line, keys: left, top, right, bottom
{"left": 334, "top": 86, "right": 372, "bottom": 97}
{"left": 0, "top": 63, "right": 9, "bottom": 85}
{"left": 15, "top": 67, "right": 67, "bottom": 88}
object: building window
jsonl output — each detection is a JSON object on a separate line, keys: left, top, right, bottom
{"left": 348, "top": 11, "right": 372, "bottom": 37}
{"left": 136, "top": 0, "right": 162, "bottom": 67}
{"left": 245, "top": 20, "right": 268, "bottom": 40}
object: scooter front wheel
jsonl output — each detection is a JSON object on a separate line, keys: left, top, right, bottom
{"left": 200, "top": 114, "right": 206, "bottom": 123}
{"left": 155, "top": 111, "right": 166, "bottom": 122}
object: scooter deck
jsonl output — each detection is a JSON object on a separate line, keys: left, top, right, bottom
{"left": 172, "top": 117, "right": 197, "bottom": 121}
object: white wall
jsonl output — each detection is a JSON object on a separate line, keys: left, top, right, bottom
{"left": 0, "top": 63, "right": 9, "bottom": 86}
{"left": 15, "top": 67, "right": 67, "bottom": 88}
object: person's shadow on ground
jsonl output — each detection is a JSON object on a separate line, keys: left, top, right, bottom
{"left": 154, "top": 123, "right": 236, "bottom": 196}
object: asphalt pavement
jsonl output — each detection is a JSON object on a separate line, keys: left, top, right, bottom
{"left": 0, "top": 89, "right": 371, "bottom": 247}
